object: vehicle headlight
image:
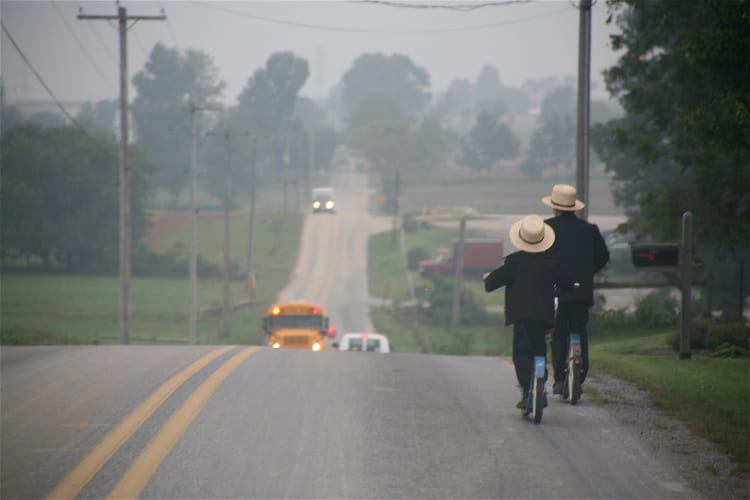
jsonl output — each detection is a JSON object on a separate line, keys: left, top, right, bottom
{"left": 312, "top": 342, "right": 322, "bottom": 352}
{"left": 313, "top": 201, "right": 321, "bottom": 209}
{"left": 325, "top": 200, "right": 334, "bottom": 209}
{"left": 272, "top": 342, "right": 281, "bottom": 349}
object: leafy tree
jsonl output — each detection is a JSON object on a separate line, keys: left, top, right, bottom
{"left": 0, "top": 81, "right": 24, "bottom": 137}
{"left": 461, "top": 111, "right": 520, "bottom": 171}
{"left": 341, "top": 53, "right": 431, "bottom": 120}
{"left": 0, "top": 125, "right": 151, "bottom": 270}
{"left": 593, "top": 0, "right": 750, "bottom": 319}
{"left": 131, "top": 43, "right": 225, "bottom": 201}
{"left": 76, "top": 99, "right": 118, "bottom": 136}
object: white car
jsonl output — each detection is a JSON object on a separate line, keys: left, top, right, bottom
{"left": 335, "top": 332, "right": 390, "bottom": 353}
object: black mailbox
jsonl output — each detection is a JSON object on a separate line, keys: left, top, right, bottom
{"left": 630, "top": 243, "right": 680, "bottom": 269}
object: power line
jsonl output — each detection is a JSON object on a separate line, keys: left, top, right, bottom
{"left": 0, "top": 21, "right": 94, "bottom": 139}
{"left": 189, "top": 0, "right": 570, "bottom": 34}
{"left": 157, "top": 0, "right": 182, "bottom": 48}
{"left": 51, "top": 1, "right": 116, "bottom": 91}
{"left": 361, "top": 0, "right": 532, "bottom": 11}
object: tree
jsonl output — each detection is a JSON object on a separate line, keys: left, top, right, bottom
{"left": 76, "top": 99, "right": 118, "bottom": 136}
{"left": 593, "top": 0, "right": 750, "bottom": 319}
{"left": 131, "top": 43, "right": 225, "bottom": 201}
{"left": 341, "top": 53, "right": 431, "bottom": 120}
{"left": 0, "top": 81, "right": 24, "bottom": 137}
{"left": 0, "top": 125, "right": 151, "bottom": 270}
{"left": 461, "top": 111, "right": 520, "bottom": 171}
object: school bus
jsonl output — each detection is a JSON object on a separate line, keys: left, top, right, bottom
{"left": 262, "top": 301, "right": 331, "bottom": 351}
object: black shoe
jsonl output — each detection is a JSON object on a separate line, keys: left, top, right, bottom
{"left": 543, "top": 393, "right": 549, "bottom": 407}
{"left": 516, "top": 392, "right": 529, "bottom": 409}
{"left": 553, "top": 381, "right": 563, "bottom": 395}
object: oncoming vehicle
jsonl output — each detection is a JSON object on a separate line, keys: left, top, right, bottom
{"left": 311, "top": 187, "right": 336, "bottom": 214}
{"left": 334, "top": 332, "right": 390, "bottom": 353}
{"left": 262, "top": 301, "right": 332, "bottom": 351}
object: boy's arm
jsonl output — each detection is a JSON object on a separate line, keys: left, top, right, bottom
{"left": 483, "top": 263, "right": 513, "bottom": 292}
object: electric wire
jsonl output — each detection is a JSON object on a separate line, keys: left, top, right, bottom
{"left": 157, "top": 1, "right": 181, "bottom": 48}
{"left": 360, "top": 0, "right": 532, "bottom": 11}
{"left": 1, "top": 22, "right": 95, "bottom": 141}
{"left": 188, "top": 0, "right": 572, "bottom": 34}
{"left": 51, "top": 1, "right": 116, "bottom": 92}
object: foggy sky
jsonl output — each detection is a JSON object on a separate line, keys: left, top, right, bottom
{"left": 1, "top": 0, "right": 621, "bottom": 106}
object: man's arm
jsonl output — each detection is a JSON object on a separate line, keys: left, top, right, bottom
{"left": 591, "top": 224, "right": 610, "bottom": 273}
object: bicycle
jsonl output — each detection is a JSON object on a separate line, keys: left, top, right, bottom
{"left": 562, "top": 333, "right": 582, "bottom": 405}
{"left": 521, "top": 355, "right": 547, "bottom": 424}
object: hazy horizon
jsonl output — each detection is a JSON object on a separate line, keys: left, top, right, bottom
{"left": 1, "top": 0, "right": 621, "bottom": 107}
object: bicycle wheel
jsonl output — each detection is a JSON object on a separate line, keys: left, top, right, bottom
{"left": 532, "top": 376, "right": 544, "bottom": 424}
{"left": 569, "top": 358, "right": 581, "bottom": 405}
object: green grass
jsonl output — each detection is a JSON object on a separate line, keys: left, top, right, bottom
{"left": 590, "top": 330, "right": 750, "bottom": 471}
{"left": 0, "top": 212, "right": 302, "bottom": 346}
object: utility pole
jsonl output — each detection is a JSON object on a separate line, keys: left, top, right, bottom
{"left": 391, "top": 168, "right": 400, "bottom": 249}
{"left": 450, "top": 218, "right": 467, "bottom": 345}
{"left": 78, "top": 6, "right": 165, "bottom": 345}
{"left": 246, "top": 137, "right": 257, "bottom": 300}
{"left": 220, "top": 128, "right": 232, "bottom": 339}
{"left": 575, "top": 0, "right": 592, "bottom": 221}
{"left": 187, "top": 102, "right": 221, "bottom": 345}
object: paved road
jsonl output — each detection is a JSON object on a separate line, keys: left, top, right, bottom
{"left": 1, "top": 171, "right": 704, "bottom": 499}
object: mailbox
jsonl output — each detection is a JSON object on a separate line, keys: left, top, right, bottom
{"left": 630, "top": 243, "right": 680, "bottom": 269}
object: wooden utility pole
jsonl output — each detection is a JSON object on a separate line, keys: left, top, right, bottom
{"left": 246, "top": 138, "right": 257, "bottom": 298}
{"left": 575, "top": 0, "right": 592, "bottom": 221}
{"left": 450, "top": 218, "right": 467, "bottom": 345}
{"left": 187, "top": 102, "right": 221, "bottom": 345}
{"left": 78, "top": 7, "right": 165, "bottom": 344}
{"left": 219, "top": 129, "right": 232, "bottom": 339}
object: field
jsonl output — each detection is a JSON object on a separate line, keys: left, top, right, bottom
{"left": 0, "top": 210, "right": 302, "bottom": 346}
{"left": 397, "top": 172, "right": 622, "bottom": 216}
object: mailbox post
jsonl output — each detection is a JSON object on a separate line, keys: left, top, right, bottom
{"left": 629, "top": 212, "right": 694, "bottom": 359}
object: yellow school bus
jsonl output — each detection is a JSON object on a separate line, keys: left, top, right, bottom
{"left": 262, "top": 301, "right": 330, "bottom": 351}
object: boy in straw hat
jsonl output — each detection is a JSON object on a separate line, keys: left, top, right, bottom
{"left": 483, "top": 214, "right": 576, "bottom": 409}
{"left": 542, "top": 184, "right": 610, "bottom": 396}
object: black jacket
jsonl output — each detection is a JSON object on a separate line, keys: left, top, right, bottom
{"left": 484, "top": 251, "right": 574, "bottom": 327}
{"left": 545, "top": 212, "right": 610, "bottom": 306}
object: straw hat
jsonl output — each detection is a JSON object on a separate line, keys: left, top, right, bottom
{"left": 509, "top": 215, "right": 555, "bottom": 253}
{"left": 541, "top": 184, "right": 585, "bottom": 211}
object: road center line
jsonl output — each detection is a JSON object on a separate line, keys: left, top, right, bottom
{"left": 106, "top": 346, "right": 260, "bottom": 499}
{"left": 46, "top": 345, "right": 238, "bottom": 500}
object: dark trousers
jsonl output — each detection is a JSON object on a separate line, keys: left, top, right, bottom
{"left": 512, "top": 320, "right": 548, "bottom": 394}
{"left": 552, "top": 302, "right": 590, "bottom": 384}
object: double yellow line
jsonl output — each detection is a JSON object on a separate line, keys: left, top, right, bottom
{"left": 47, "top": 346, "right": 259, "bottom": 500}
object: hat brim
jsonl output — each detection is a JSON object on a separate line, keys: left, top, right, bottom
{"left": 509, "top": 219, "right": 556, "bottom": 253}
{"left": 541, "top": 196, "right": 585, "bottom": 212}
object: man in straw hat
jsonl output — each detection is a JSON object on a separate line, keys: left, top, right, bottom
{"left": 484, "top": 215, "right": 576, "bottom": 409}
{"left": 542, "top": 184, "right": 610, "bottom": 396}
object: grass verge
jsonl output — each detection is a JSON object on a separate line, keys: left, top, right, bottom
{"left": 0, "top": 212, "right": 302, "bottom": 346}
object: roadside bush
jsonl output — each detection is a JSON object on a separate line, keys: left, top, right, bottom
{"left": 706, "top": 323, "right": 749, "bottom": 357}
{"left": 407, "top": 247, "right": 429, "bottom": 271}
{"left": 590, "top": 290, "right": 679, "bottom": 334}
{"left": 421, "top": 277, "right": 491, "bottom": 327}
{"left": 667, "top": 320, "right": 748, "bottom": 356}
{"left": 632, "top": 289, "right": 678, "bottom": 328}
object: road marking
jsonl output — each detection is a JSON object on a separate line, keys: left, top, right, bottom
{"left": 46, "top": 345, "right": 238, "bottom": 500}
{"left": 106, "top": 346, "right": 259, "bottom": 499}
